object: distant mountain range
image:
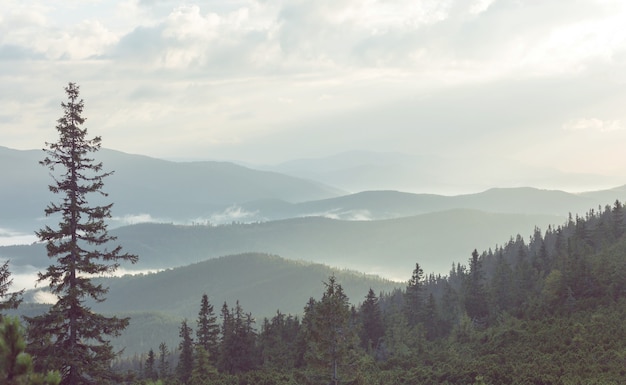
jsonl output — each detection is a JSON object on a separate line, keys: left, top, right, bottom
{"left": 0, "top": 146, "right": 341, "bottom": 233}
{"left": 3, "top": 145, "right": 626, "bottom": 280}
{"left": 2, "top": 146, "right": 625, "bottom": 237}
{"left": 3, "top": 209, "right": 563, "bottom": 280}
{"left": 239, "top": 186, "right": 626, "bottom": 222}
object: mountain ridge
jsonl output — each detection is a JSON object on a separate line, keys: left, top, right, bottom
{"left": 2, "top": 208, "right": 564, "bottom": 281}
{"left": 0, "top": 145, "right": 343, "bottom": 232}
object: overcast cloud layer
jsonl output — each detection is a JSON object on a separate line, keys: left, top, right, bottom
{"left": 2, "top": 0, "right": 626, "bottom": 192}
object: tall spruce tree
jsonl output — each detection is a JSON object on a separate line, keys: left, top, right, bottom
{"left": 359, "top": 288, "right": 384, "bottom": 352}
{"left": 218, "top": 301, "right": 257, "bottom": 374}
{"left": 176, "top": 319, "right": 194, "bottom": 384}
{"left": 144, "top": 349, "right": 157, "bottom": 381}
{"left": 25, "top": 83, "right": 138, "bottom": 385}
{"left": 304, "top": 276, "right": 360, "bottom": 385}
{"left": 196, "top": 294, "right": 219, "bottom": 363}
{"left": 190, "top": 346, "right": 217, "bottom": 385}
{"left": 157, "top": 342, "right": 170, "bottom": 380}
{"left": 0, "top": 261, "right": 22, "bottom": 317}
{"left": 404, "top": 263, "right": 424, "bottom": 326}
{"left": 464, "top": 249, "right": 489, "bottom": 322}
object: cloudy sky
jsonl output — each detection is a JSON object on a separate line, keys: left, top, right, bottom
{"left": 2, "top": 0, "right": 626, "bottom": 191}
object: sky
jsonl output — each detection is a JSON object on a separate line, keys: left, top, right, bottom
{"left": 2, "top": 0, "right": 626, "bottom": 191}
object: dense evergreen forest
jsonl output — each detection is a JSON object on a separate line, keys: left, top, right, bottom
{"left": 107, "top": 200, "right": 626, "bottom": 385}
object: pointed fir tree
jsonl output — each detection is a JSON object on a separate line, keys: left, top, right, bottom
{"left": 490, "top": 250, "right": 513, "bottom": 313}
{"left": 359, "top": 288, "right": 384, "bottom": 352}
{"left": 144, "top": 349, "right": 157, "bottom": 381}
{"left": 196, "top": 293, "right": 219, "bottom": 363}
{"left": 612, "top": 200, "right": 624, "bottom": 239}
{"left": 464, "top": 249, "right": 489, "bottom": 322}
{"left": 1, "top": 316, "right": 61, "bottom": 385}
{"left": 25, "top": 82, "right": 138, "bottom": 385}
{"left": 304, "top": 275, "right": 360, "bottom": 385}
{"left": 439, "top": 281, "right": 460, "bottom": 335}
{"left": 218, "top": 302, "right": 234, "bottom": 374}
{"left": 0, "top": 261, "right": 23, "bottom": 318}
{"left": 259, "top": 311, "right": 300, "bottom": 370}
{"left": 176, "top": 319, "right": 194, "bottom": 384}
{"left": 422, "top": 292, "right": 440, "bottom": 340}
{"left": 157, "top": 342, "right": 170, "bottom": 380}
{"left": 218, "top": 301, "right": 257, "bottom": 374}
{"left": 404, "top": 263, "right": 424, "bottom": 327}
{"left": 190, "top": 346, "right": 217, "bottom": 385}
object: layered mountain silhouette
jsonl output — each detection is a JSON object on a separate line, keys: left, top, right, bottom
{"left": 0, "top": 146, "right": 341, "bottom": 232}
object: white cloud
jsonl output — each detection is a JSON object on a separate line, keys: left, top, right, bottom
{"left": 32, "top": 290, "right": 58, "bottom": 304}
{"left": 0, "top": 228, "right": 37, "bottom": 246}
{"left": 2, "top": 0, "right": 626, "bottom": 188}
{"left": 305, "top": 209, "right": 373, "bottom": 221}
{"left": 563, "top": 118, "right": 624, "bottom": 132}
{"left": 469, "top": 0, "right": 495, "bottom": 15}
{"left": 110, "top": 213, "right": 161, "bottom": 225}
{"left": 209, "top": 205, "right": 260, "bottom": 225}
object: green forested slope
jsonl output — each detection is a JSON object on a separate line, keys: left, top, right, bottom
{"left": 21, "top": 253, "right": 401, "bottom": 357}
{"left": 89, "top": 253, "right": 400, "bottom": 319}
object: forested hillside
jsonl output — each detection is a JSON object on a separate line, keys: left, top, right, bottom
{"left": 109, "top": 200, "right": 626, "bottom": 385}
{"left": 13, "top": 253, "right": 400, "bottom": 357}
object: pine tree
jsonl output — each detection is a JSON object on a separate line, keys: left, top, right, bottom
{"left": 190, "top": 346, "right": 217, "bottom": 385}
{"left": 25, "top": 82, "right": 138, "bottom": 385}
{"left": 144, "top": 349, "right": 157, "bottom": 380}
{"left": 0, "top": 261, "right": 22, "bottom": 317}
{"left": 404, "top": 263, "right": 424, "bottom": 326}
{"left": 218, "top": 302, "right": 233, "bottom": 373}
{"left": 218, "top": 301, "right": 257, "bottom": 374}
{"left": 304, "top": 275, "right": 360, "bottom": 385}
{"left": 196, "top": 294, "right": 219, "bottom": 363}
{"left": 490, "top": 251, "right": 513, "bottom": 313}
{"left": 157, "top": 342, "right": 170, "bottom": 380}
{"left": 1, "top": 316, "right": 61, "bottom": 385}
{"left": 422, "top": 292, "right": 440, "bottom": 340}
{"left": 259, "top": 311, "right": 300, "bottom": 370}
{"left": 359, "top": 288, "right": 384, "bottom": 352}
{"left": 439, "top": 281, "right": 460, "bottom": 334}
{"left": 612, "top": 200, "right": 624, "bottom": 239}
{"left": 176, "top": 319, "right": 194, "bottom": 384}
{"left": 464, "top": 249, "right": 489, "bottom": 322}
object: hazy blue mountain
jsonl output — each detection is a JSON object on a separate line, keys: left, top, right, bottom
{"left": 4, "top": 145, "right": 622, "bottom": 240}
{"left": 3, "top": 209, "right": 563, "bottom": 281}
{"left": 579, "top": 184, "right": 626, "bottom": 207}
{"left": 237, "top": 187, "right": 625, "bottom": 222}
{"left": 264, "top": 151, "right": 437, "bottom": 193}
{"left": 0, "top": 146, "right": 342, "bottom": 233}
